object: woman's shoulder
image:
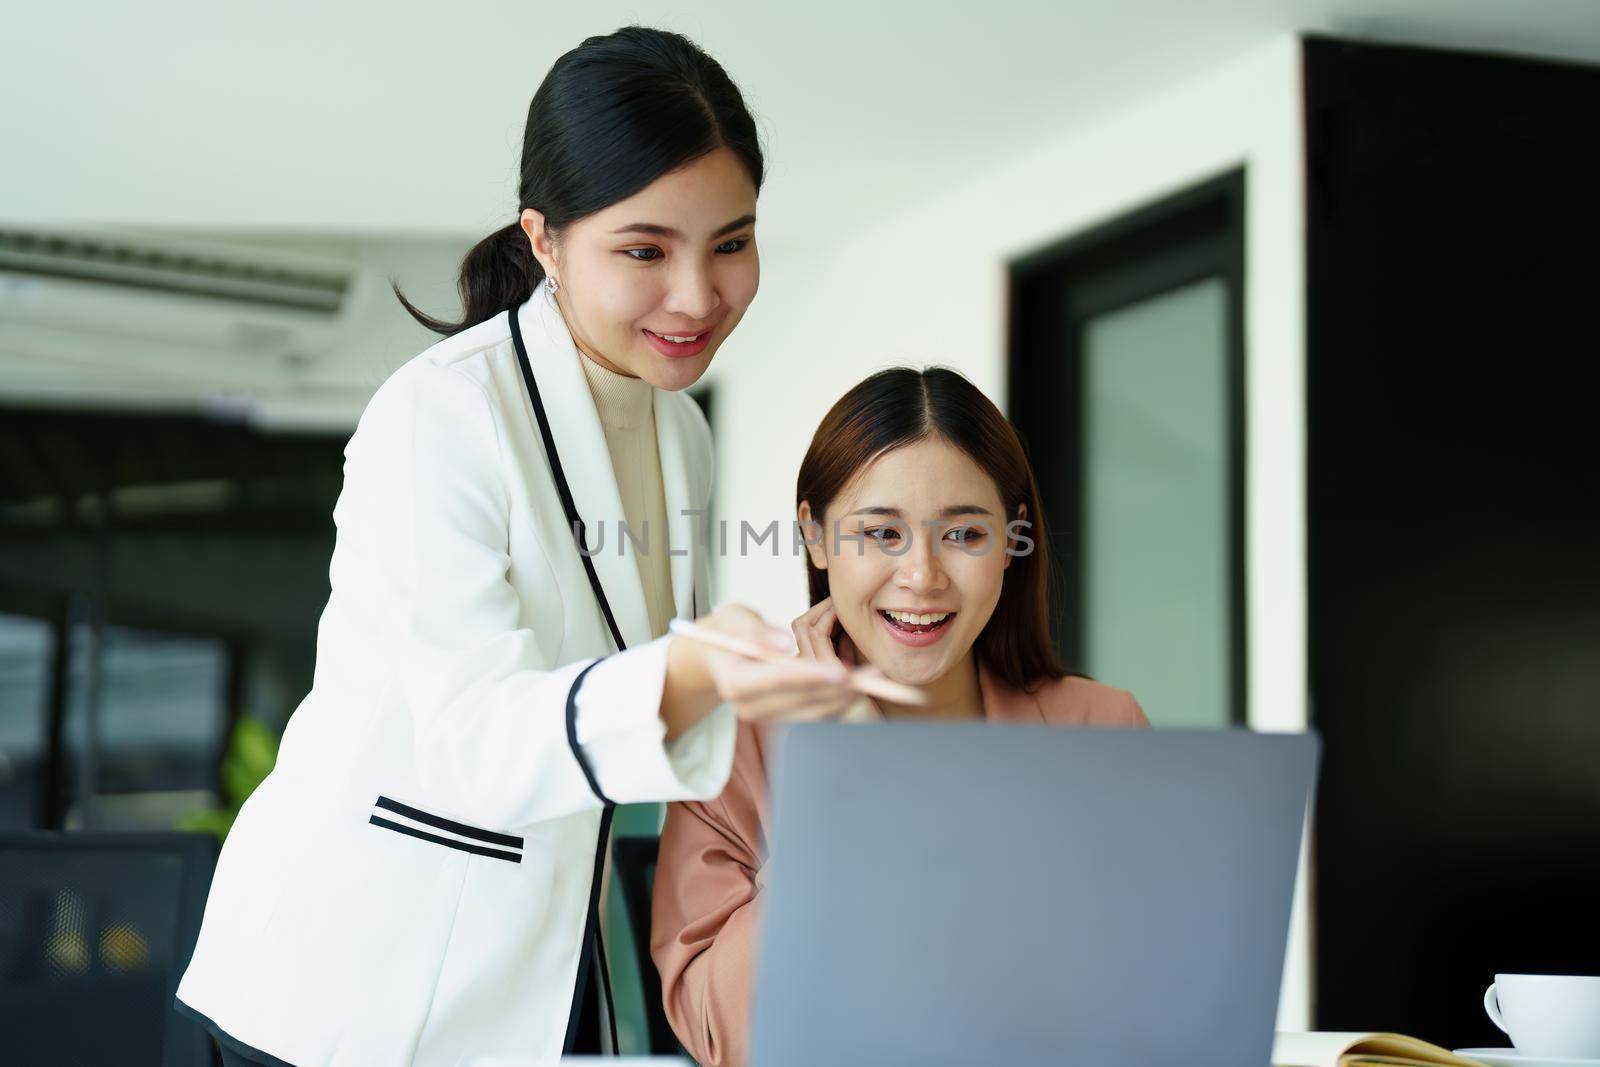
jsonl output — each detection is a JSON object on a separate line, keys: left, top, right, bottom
{"left": 1027, "top": 673, "right": 1150, "bottom": 729}
{"left": 414, "top": 311, "right": 518, "bottom": 382}
{"left": 358, "top": 314, "right": 522, "bottom": 422}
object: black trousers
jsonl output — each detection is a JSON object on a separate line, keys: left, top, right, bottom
{"left": 569, "top": 961, "right": 606, "bottom": 1054}
{"left": 217, "top": 1025, "right": 596, "bottom": 1066}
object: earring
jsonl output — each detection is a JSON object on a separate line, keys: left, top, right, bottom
{"left": 545, "top": 275, "right": 559, "bottom": 295}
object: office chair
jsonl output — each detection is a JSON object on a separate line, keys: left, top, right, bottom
{"left": 0, "top": 831, "right": 218, "bottom": 1067}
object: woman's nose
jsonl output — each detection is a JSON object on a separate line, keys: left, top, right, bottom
{"left": 893, "top": 533, "right": 948, "bottom": 594}
{"left": 663, "top": 263, "right": 721, "bottom": 321}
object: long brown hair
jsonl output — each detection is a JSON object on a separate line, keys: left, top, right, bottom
{"left": 795, "top": 366, "right": 1074, "bottom": 691}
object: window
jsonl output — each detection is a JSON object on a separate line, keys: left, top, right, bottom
{"left": 0, "top": 613, "right": 53, "bottom": 829}
{"left": 61, "top": 625, "right": 231, "bottom": 830}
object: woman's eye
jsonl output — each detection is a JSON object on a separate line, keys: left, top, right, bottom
{"left": 865, "top": 526, "right": 902, "bottom": 544}
{"left": 715, "top": 238, "right": 749, "bottom": 255}
{"left": 946, "top": 526, "right": 986, "bottom": 546}
{"left": 624, "top": 247, "right": 663, "bottom": 262}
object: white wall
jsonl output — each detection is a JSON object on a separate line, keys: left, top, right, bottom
{"left": 705, "top": 35, "right": 1314, "bottom": 1029}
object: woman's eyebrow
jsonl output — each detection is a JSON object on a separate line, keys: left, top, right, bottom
{"left": 610, "top": 214, "right": 757, "bottom": 238}
{"left": 845, "top": 505, "right": 994, "bottom": 517}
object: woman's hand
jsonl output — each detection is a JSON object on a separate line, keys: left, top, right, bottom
{"left": 660, "top": 604, "right": 858, "bottom": 738}
{"left": 791, "top": 597, "right": 861, "bottom": 670}
{"left": 793, "top": 597, "right": 880, "bottom": 722}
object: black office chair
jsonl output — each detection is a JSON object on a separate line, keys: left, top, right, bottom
{"left": 611, "top": 833, "right": 683, "bottom": 1056}
{"left": 0, "top": 831, "right": 218, "bottom": 1067}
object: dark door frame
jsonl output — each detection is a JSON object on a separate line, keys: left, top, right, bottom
{"left": 1007, "top": 169, "right": 1248, "bottom": 724}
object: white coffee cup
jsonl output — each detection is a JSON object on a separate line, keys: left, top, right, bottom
{"left": 1483, "top": 973, "right": 1600, "bottom": 1058}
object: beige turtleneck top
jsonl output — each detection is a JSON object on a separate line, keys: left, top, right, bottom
{"left": 577, "top": 353, "right": 679, "bottom": 1053}
{"left": 579, "top": 354, "right": 676, "bottom": 638}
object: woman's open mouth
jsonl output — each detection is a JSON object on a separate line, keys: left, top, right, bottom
{"left": 643, "top": 328, "right": 712, "bottom": 359}
{"left": 877, "top": 609, "right": 955, "bottom": 648}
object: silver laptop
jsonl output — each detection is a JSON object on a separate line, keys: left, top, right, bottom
{"left": 749, "top": 725, "right": 1318, "bottom": 1067}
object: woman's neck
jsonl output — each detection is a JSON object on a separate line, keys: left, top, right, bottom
{"left": 577, "top": 345, "right": 633, "bottom": 378}
{"left": 877, "top": 653, "right": 983, "bottom": 721}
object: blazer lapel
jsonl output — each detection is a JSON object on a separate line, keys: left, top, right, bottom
{"left": 515, "top": 293, "right": 653, "bottom": 652}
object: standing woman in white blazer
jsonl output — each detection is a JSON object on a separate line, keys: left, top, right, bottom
{"left": 175, "top": 26, "right": 862, "bottom": 1066}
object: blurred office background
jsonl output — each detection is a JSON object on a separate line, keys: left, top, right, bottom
{"left": 2, "top": 1, "right": 1597, "bottom": 1061}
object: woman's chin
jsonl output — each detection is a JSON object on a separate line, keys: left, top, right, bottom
{"left": 640, "top": 362, "right": 708, "bottom": 392}
{"left": 635, "top": 339, "right": 716, "bottom": 391}
{"left": 869, "top": 647, "right": 952, "bottom": 689}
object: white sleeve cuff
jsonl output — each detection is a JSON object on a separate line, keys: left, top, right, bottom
{"left": 571, "top": 635, "right": 738, "bottom": 804}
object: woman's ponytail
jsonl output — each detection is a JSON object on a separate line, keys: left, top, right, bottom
{"left": 393, "top": 26, "right": 763, "bottom": 339}
{"left": 393, "top": 221, "right": 544, "bottom": 337}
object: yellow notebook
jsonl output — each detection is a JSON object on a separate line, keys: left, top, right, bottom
{"left": 1274, "top": 1032, "right": 1488, "bottom": 1067}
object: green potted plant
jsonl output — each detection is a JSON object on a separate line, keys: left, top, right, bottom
{"left": 176, "top": 715, "right": 278, "bottom": 841}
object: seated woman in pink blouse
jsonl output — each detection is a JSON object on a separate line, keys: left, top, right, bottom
{"left": 651, "top": 367, "right": 1149, "bottom": 1066}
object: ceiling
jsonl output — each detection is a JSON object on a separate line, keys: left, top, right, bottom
{"left": 5, "top": 0, "right": 1599, "bottom": 244}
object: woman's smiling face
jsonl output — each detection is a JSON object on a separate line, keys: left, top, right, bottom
{"left": 522, "top": 145, "right": 760, "bottom": 392}
{"left": 800, "top": 437, "right": 1019, "bottom": 688}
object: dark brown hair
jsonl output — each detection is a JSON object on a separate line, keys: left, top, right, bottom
{"left": 795, "top": 366, "right": 1074, "bottom": 691}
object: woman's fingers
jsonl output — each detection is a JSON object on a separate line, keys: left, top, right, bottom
{"left": 720, "top": 659, "right": 851, "bottom": 700}
{"left": 710, "top": 652, "right": 856, "bottom": 723}
{"left": 736, "top": 686, "right": 858, "bottom": 722}
{"left": 713, "top": 653, "right": 843, "bottom": 699}
{"left": 704, "top": 602, "right": 795, "bottom": 654}
{"left": 811, "top": 602, "right": 838, "bottom": 648}
{"left": 694, "top": 601, "right": 861, "bottom": 723}
{"left": 791, "top": 616, "right": 818, "bottom": 661}
{"left": 792, "top": 598, "right": 839, "bottom": 665}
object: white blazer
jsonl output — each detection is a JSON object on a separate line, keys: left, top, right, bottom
{"left": 175, "top": 289, "right": 737, "bottom": 1065}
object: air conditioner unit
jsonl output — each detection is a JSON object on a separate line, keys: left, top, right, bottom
{"left": 0, "top": 228, "right": 364, "bottom": 396}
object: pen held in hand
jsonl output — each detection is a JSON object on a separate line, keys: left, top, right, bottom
{"left": 668, "top": 618, "right": 927, "bottom": 706}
